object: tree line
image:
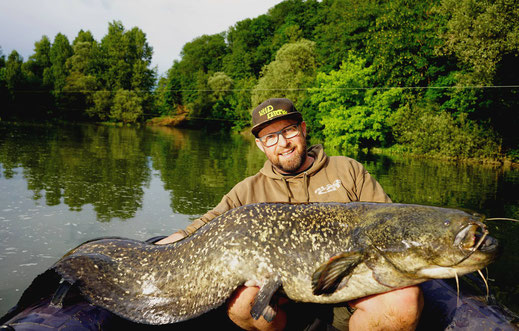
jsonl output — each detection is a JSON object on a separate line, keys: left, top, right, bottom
{"left": 0, "top": 21, "right": 155, "bottom": 123}
{"left": 1, "top": 0, "right": 518, "bottom": 161}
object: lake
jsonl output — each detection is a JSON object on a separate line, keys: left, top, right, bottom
{"left": 0, "top": 122, "right": 518, "bottom": 317}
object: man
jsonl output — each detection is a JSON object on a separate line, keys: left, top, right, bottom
{"left": 157, "top": 98, "right": 423, "bottom": 330}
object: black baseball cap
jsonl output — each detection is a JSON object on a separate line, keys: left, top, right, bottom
{"left": 251, "top": 98, "right": 303, "bottom": 137}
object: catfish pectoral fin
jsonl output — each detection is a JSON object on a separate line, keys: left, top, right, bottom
{"left": 312, "top": 252, "right": 362, "bottom": 295}
{"left": 250, "top": 276, "right": 282, "bottom": 322}
{"left": 49, "top": 279, "right": 73, "bottom": 308}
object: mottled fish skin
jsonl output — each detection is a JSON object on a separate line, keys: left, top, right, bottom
{"left": 51, "top": 202, "right": 499, "bottom": 325}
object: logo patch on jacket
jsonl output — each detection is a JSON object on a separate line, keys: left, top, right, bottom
{"left": 315, "top": 179, "right": 342, "bottom": 195}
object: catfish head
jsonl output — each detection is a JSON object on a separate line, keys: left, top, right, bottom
{"left": 351, "top": 204, "right": 499, "bottom": 288}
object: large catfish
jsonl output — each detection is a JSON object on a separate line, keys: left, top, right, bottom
{"left": 1, "top": 202, "right": 499, "bottom": 325}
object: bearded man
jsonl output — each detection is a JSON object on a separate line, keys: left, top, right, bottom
{"left": 158, "top": 98, "right": 423, "bottom": 331}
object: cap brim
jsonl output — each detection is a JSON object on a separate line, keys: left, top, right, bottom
{"left": 251, "top": 112, "right": 302, "bottom": 137}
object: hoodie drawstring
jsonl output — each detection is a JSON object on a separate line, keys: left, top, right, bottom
{"left": 282, "top": 174, "right": 310, "bottom": 202}
{"left": 281, "top": 177, "right": 292, "bottom": 202}
{"left": 303, "top": 172, "right": 309, "bottom": 202}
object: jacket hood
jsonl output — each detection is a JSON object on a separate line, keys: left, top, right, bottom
{"left": 258, "top": 145, "right": 328, "bottom": 202}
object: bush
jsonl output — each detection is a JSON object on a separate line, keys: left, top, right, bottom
{"left": 309, "top": 54, "right": 404, "bottom": 152}
{"left": 390, "top": 103, "right": 502, "bottom": 160}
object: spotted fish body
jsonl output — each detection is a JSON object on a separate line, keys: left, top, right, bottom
{"left": 44, "top": 202, "right": 498, "bottom": 324}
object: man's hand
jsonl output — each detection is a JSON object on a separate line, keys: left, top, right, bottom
{"left": 348, "top": 285, "right": 423, "bottom": 330}
{"left": 227, "top": 286, "right": 287, "bottom": 331}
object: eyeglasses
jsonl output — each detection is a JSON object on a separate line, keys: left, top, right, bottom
{"left": 257, "top": 123, "right": 301, "bottom": 147}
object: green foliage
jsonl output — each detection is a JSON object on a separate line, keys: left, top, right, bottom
{"left": 390, "top": 103, "right": 501, "bottom": 160}
{"left": 110, "top": 89, "right": 143, "bottom": 123}
{"left": 435, "top": 0, "right": 519, "bottom": 153}
{"left": 208, "top": 72, "right": 233, "bottom": 100}
{"left": 314, "top": 0, "right": 381, "bottom": 71}
{"left": 251, "top": 39, "right": 317, "bottom": 107}
{"left": 310, "top": 54, "right": 404, "bottom": 152}
{"left": 153, "top": 76, "right": 173, "bottom": 116}
{"left": 365, "top": 0, "right": 446, "bottom": 88}
{"left": 436, "top": 0, "right": 519, "bottom": 85}
{"left": 227, "top": 77, "right": 257, "bottom": 131}
{"left": 99, "top": 21, "right": 155, "bottom": 92}
{"left": 180, "top": 34, "right": 227, "bottom": 74}
{"left": 4, "top": 50, "right": 25, "bottom": 92}
{"left": 223, "top": 15, "right": 276, "bottom": 79}
{"left": 88, "top": 90, "right": 112, "bottom": 120}
{"left": 24, "top": 36, "right": 52, "bottom": 85}
{"left": 0, "top": 47, "right": 5, "bottom": 67}
{"left": 1, "top": 0, "right": 517, "bottom": 160}
{"left": 0, "top": 48, "right": 7, "bottom": 114}
{"left": 48, "top": 33, "right": 73, "bottom": 94}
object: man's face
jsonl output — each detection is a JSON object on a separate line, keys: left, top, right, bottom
{"left": 255, "top": 119, "right": 308, "bottom": 174}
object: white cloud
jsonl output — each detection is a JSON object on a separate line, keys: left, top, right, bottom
{"left": 0, "top": 0, "right": 283, "bottom": 75}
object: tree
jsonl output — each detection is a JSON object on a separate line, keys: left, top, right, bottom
{"left": 88, "top": 90, "right": 112, "bottom": 120}
{"left": 437, "top": 0, "right": 519, "bottom": 85}
{"left": 268, "top": 0, "right": 323, "bottom": 51}
{"left": 223, "top": 15, "right": 276, "bottom": 79}
{"left": 126, "top": 27, "right": 155, "bottom": 92}
{"left": 99, "top": 21, "right": 130, "bottom": 90}
{"left": 3, "top": 50, "right": 27, "bottom": 118}
{"left": 309, "top": 54, "right": 404, "bottom": 151}
{"left": 24, "top": 36, "right": 52, "bottom": 85}
{"left": 47, "top": 33, "right": 73, "bottom": 92}
{"left": 4, "top": 51, "right": 25, "bottom": 91}
{"left": 0, "top": 47, "right": 5, "bottom": 68}
{"left": 0, "top": 47, "right": 7, "bottom": 115}
{"left": 180, "top": 34, "right": 227, "bottom": 74}
{"left": 314, "top": 0, "right": 382, "bottom": 72}
{"left": 61, "top": 32, "right": 100, "bottom": 120}
{"left": 207, "top": 71, "right": 234, "bottom": 122}
{"left": 154, "top": 75, "right": 173, "bottom": 116}
{"left": 436, "top": 0, "right": 519, "bottom": 153}
{"left": 365, "top": 0, "right": 445, "bottom": 88}
{"left": 227, "top": 77, "right": 257, "bottom": 130}
{"left": 390, "top": 102, "right": 501, "bottom": 160}
{"left": 96, "top": 21, "right": 156, "bottom": 121}
{"left": 251, "top": 39, "right": 317, "bottom": 108}
{"left": 21, "top": 36, "right": 55, "bottom": 118}
{"left": 208, "top": 72, "right": 233, "bottom": 100}
{"left": 110, "top": 89, "right": 143, "bottom": 123}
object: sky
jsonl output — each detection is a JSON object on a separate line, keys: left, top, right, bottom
{"left": 0, "top": 0, "right": 284, "bottom": 75}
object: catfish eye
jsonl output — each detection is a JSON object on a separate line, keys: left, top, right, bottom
{"left": 443, "top": 219, "right": 451, "bottom": 226}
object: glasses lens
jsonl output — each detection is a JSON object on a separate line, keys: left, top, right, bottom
{"left": 259, "top": 123, "right": 300, "bottom": 147}
{"left": 262, "top": 134, "right": 278, "bottom": 147}
{"left": 283, "top": 124, "right": 300, "bottom": 139}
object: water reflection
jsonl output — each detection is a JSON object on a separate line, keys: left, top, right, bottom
{"left": 359, "top": 153, "right": 519, "bottom": 219}
{"left": 0, "top": 123, "right": 267, "bottom": 221}
{"left": 147, "top": 125, "right": 265, "bottom": 215}
{"left": 0, "top": 124, "right": 150, "bottom": 221}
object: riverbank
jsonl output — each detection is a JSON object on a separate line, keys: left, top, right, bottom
{"left": 370, "top": 146, "right": 519, "bottom": 170}
{"left": 144, "top": 116, "right": 518, "bottom": 168}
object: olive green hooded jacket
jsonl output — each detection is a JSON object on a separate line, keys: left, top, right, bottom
{"left": 182, "top": 144, "right": 391, "bottom": 236}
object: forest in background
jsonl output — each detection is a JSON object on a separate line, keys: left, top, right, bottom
{"left": 1, "top": 0, "right": 518, "bottom": 162}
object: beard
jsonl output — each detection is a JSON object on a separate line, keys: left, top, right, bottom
{"left": 269, "top": 139, "right": 307, "bottom": 173}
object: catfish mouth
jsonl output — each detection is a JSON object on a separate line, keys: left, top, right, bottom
{"left": 453, "top": 221, "right": 498, "bottom": 265}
